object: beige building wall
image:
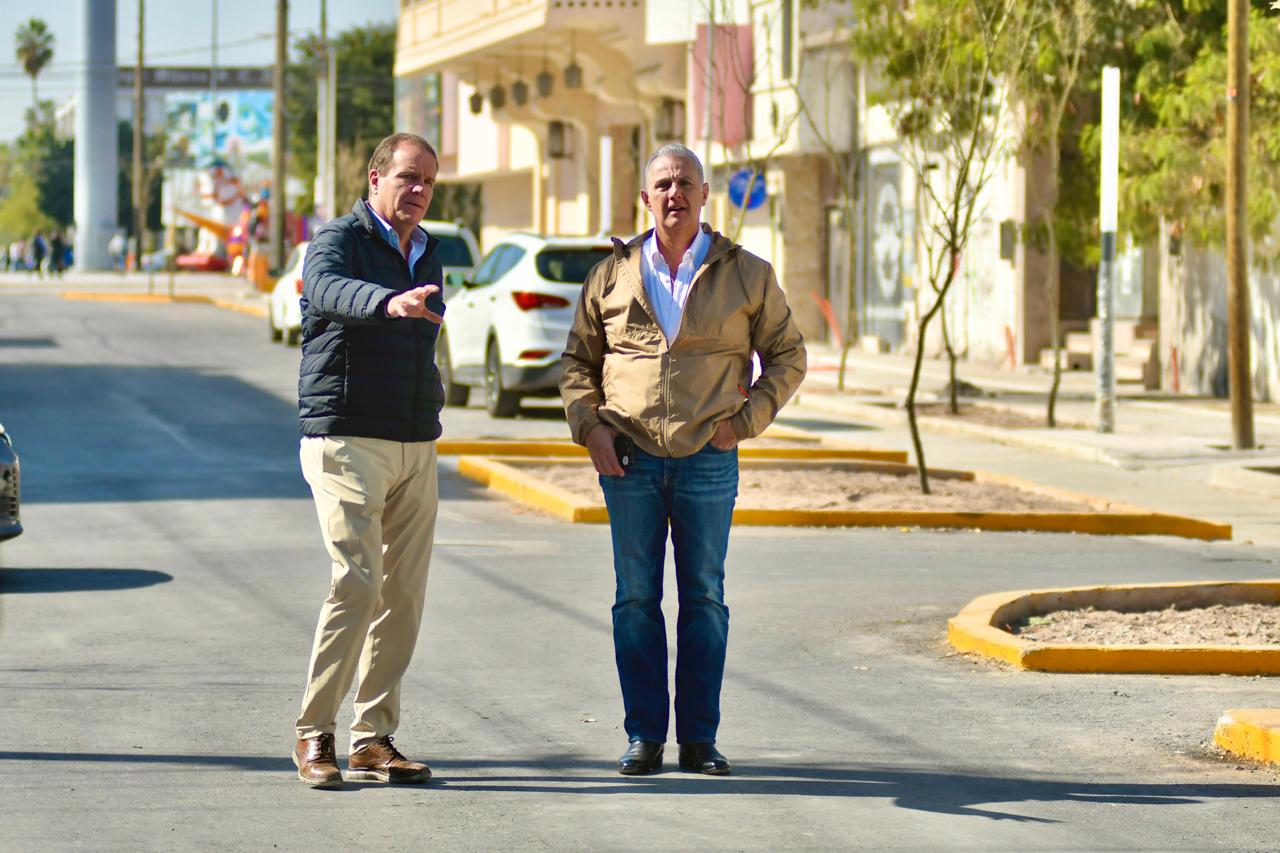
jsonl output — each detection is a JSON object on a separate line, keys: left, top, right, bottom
{"left": 479, "top": 172, "right": 535, "bottom": 250}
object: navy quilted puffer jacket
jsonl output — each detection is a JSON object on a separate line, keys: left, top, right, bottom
{"left": 297, "top": 199, "right": 447, "bottom": 442}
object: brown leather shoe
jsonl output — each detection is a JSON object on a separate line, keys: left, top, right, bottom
{"left": 293, "top": 734, "right": 343, "bottom": 789}
{"left": 347, "top": 736, "right": 432, "bottom": 784}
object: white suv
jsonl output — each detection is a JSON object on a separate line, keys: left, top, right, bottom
{"left": 438, "top": 233, "right": 613, "bottom": 417}
{"left": 269, "top": 220, "right": 480, "bottom": 347}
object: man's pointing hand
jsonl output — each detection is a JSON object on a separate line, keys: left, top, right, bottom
{"left": 386, "top": 284, "right": 443, "bottom": 323}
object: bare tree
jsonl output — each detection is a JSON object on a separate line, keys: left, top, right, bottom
{"left": 1008, "top": 0, "right": 1093, "bottom": 427}
{"left": 850, "top": 0, "right": 1037, "bottom": 492}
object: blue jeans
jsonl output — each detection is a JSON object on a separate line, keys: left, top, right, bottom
{"left": 598, "top": 443, "right": 738, "bottom": 744}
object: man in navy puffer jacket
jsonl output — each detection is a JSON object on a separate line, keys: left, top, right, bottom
{"left": 292, "top": 132, "right": 446, "bottom": 789}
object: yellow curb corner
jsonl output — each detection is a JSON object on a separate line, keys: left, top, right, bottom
{"left": 949, "top": 580, "right": 1280, "bottom": 674}
{"left": 1214, "top": 709, "right": 1280, "bottom": 766}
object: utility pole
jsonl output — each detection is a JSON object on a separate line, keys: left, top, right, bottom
{"left": 270, "top": 0, "right": 288, "bottom": 273}
{"left": 702, "top": 0, "right": 715, "bottom": 177}
{"left": 1227, "top": 0, "right": 1255, "bottom": 449}
{"left": 133, "top": 0, "right": 146, "bottom": 277}
{"left": 210, "top": 0, "right": 218, "bottom": 147}
{"left": 315, "top": 0, "right": 337, "bottom": 221}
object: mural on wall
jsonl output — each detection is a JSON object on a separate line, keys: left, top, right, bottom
{"left": 162, "top": 91, "right": 274, "bottom": 227}
{"left": 861, "top": 157, "right": 906, "bottom": 346}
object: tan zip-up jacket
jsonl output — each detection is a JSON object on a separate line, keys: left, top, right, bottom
{"left": 561, "top": 226, "right": 807, "bottom": 458}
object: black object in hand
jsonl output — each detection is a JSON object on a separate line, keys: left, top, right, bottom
{"left": 613, "top": 433, "right": 634, "bottom": 470}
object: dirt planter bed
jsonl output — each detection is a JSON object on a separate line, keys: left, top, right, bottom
{"left": 454, "top": 456, "right": 1231, "bottom": 538}
{"left": 948, "top": 580, "right": 1280, "bottom": 674}
{"left": 436, "top": 437, "right": 908, "bottom": 463}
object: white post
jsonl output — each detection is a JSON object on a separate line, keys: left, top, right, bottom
{"left": 1096, "top": 66, "right": 1120, "bottom": 433}
{"left": 74, "top": 0, "right": 118, "bottom": 270}
{"left": 599, "top": 133, "right": 613, "bottom": 236}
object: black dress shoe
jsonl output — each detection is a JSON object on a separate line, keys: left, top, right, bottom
{"left": 618, "top": 740, "right": 664, "bottom": 775}
{"left": 678, "top": 742, "right": 730, "bottom": 775}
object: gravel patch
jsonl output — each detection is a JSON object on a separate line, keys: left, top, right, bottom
{"left": 1008, "top": 604, "right": 1280, "bottom": 646}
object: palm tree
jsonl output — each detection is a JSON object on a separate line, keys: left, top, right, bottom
{"left": 14, "top": 18, "right": 54, "bottom": 112}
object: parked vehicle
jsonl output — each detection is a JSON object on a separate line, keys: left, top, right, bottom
{"left": 268, "top": 241, "right": 308, "bottom": 346}
{"left": 438, "top": 233, "right": 612, "bottom": 417}
{"left": 270, "top": 222, "right": 479, "bottom": 347}
{"left": 0, "top": 422, "right": 22, "bottom": 542}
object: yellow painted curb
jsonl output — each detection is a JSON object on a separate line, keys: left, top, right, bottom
{"left": 1214, "top": 709, "right": 1280, "bottom": 765}
{"left": 62, "top": 291, "right": 214, "bottom": 304}
{"left": 437, "top": 439, "right": 907, "bottom": 463}
{"left": 453, "top": 457, "right": 1228, "bottom": 538}
{"left": 209, "top": 298, "right": 267, "bottom": 318}
{"left": 61, "top": 291, "right": 268, "bottom": 319}
{"left": 948, "top": 580, "right": 1280, "bottom": 674}
{"left": 457, "top": 456, "right": 607, "bottom": 523}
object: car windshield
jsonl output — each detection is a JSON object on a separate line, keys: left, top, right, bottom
{"left": 535, "top": 248, "right": 611, "bottom": 284}
{"left": 432, "top": 234, "right": 476, "bottom": 268}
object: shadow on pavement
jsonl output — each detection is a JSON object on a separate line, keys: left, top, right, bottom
{"left": 0, "top": 364, "right": 309, "bottom": 504}
{"left": 0, "top": 751, "right": 1269, "bottom": 819}
{"left": 429, "top": 761, "right": 1275, "bottom": 820}
{"left": 0, "top": 567, "right": 173, "bottom": 593}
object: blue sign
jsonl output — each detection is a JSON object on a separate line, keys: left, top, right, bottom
{"left": 728, "top": 168, "right": 767, "bottom": 210}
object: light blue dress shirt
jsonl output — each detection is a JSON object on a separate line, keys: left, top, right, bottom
{"left": 367, "top": 202, "right": 429, "bottom": 274}
{"left": 640, "top": 226, "right": 711, "bottom": 343}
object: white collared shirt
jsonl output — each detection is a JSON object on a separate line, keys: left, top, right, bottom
{"left": 640, "top": 226, "right": 711, "bottom": 342}
{"left": 367, "top": 201, "right": 428, "bottom": 273}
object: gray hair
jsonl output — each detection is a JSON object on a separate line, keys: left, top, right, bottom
{"left": 642, "top": 143, "right": 705, "bottom": 187}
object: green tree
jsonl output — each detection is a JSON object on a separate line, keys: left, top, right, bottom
{"left": 14, "top": 18, "right": 54, "bottom": 114}
{"left": 286, "top": 23, "right": 396, "bottom": 217}
{"left": 1121, "top": 1, "right": 1280, "bottom": 262}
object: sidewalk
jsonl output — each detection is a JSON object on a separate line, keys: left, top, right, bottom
{"left": 798, "top": 341, "right": 1280, "bottom": 491}
{"left": 0, "top": 269, "right": 269, "bottom": 318}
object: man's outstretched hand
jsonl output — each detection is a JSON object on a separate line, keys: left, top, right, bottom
{"left": 386, "top": 284, "right": 443, "bottom": 323}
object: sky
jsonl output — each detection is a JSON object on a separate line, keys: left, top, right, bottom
{"left": 0, "top": 0, "right": 397, "bottom": 143}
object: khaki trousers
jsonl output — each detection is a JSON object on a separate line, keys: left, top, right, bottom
{"left": 295, "top": 436, "right": 438, "bottom": 751}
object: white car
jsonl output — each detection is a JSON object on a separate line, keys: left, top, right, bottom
{"left": 438, "top": 233, "right": 613, "bottom": 417}
{"left": 269, "top": 221, "right": 480, "bottom": 347}
{"left": 268, "top": 241, "right": 308, "bottom": 346}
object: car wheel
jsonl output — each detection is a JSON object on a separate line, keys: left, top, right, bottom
{"left": 437, "top": 331, "right": 470, "bottom": 406}
{"left": 285, "top": 327, "right": 301, "bottom": 347}
{"left": 484, "top": 340, "right": 520, "bottom": 418}
{"left": 268, "top": 307, "right": 283, "bottom": 342}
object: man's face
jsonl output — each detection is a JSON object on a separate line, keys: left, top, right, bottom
{"left": 369, "top": 143, "right": 438, "bottom": 230}
{"left": 641, "top": 155, "right": 708, "bottom": 233}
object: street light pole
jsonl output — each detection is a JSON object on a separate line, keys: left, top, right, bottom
{"left": 270, "top": 0, "right": 288, "bottom": 274}
{"left": 133, "top": 0, "right": 146, "bottom": 284}
{"left": 1096, "top": 66, "right": 1119, "bottom": 433}
{"left": 1227, "top": 0, "right": 1255, "bottom": 449}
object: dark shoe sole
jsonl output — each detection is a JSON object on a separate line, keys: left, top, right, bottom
{"left": 346, "top": 768, "right": 432, "bottom": 784}
{"left": 679, "top": 761, "right": 731, "bottom": 776}
{"left": 293, "top": 751, "right": 343, "bottom": 789}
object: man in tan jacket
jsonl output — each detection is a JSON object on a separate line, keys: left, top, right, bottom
{"left": 561, "top": 143, "right": 806, "bottom": 777}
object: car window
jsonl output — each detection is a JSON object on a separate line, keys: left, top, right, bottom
{"left": 469, "top": 246, "right": 507, "bottom": 285}
{"left": 283, "top": 245, "right": 304, "bottom": 273}
{"left": 492, "top": 246, "right": 526, "bottom": 281}
{"left": 431, "top": 234, "right": 475, "bottom": 268}
{"left": 535, "top": 248, "right": 611, "bottom": 284}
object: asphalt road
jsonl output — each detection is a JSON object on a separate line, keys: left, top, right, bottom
{"left": 1, "top": 290, "right": 1277, "bottom": 851}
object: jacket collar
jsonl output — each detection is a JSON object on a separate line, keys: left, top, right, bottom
{"left": 352, "top": 198, "right": 439, "bottom": 271}
{"left": 611, "top": 223, "right": 737, "bottom": 324}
